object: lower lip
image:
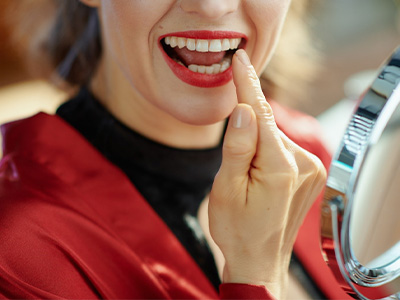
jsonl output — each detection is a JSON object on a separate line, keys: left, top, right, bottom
{"left": 158, "top": 43, "right": 232, "bottom": 88}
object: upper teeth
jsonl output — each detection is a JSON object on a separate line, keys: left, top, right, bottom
{"left": 164, "top": 36, "right": 242, "bottom": 52}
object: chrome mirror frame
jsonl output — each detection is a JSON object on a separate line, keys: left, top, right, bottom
{"left": 321, "top": 47, "right": 400, "bottom": 300}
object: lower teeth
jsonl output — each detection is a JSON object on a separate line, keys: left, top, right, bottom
{"left": 173, "top": 58, "right": 232, "bottom": 74}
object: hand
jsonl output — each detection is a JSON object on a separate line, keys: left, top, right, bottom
{"left": 208, "top": 49, "right": 327, "bottom": 299}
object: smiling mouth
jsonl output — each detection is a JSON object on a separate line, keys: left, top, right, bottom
{"left": 160, "top": 35, "right": 246, "bottom": 74}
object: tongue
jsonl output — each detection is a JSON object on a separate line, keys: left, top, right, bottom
{"left": 173, "top": 47, "right": 226, "bottom": 66}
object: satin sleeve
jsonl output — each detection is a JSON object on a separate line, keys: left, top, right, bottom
{"left": 219, "top": 283, "right": 276, "bottom": 300}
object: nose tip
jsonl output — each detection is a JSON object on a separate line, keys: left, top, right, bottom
{"left": 180, "top": 0, "right": 239, "bottom": 19}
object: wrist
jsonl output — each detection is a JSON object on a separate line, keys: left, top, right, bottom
{"left": 222, "top": 254, "right": 291, "bottom": 299}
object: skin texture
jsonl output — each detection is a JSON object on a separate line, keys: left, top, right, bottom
{"left": 79, "top": 0, "right": 291, "bottom": 148}
{"left": 79, "top": 1, "right": 327, "bottom": 298}
{"left": 209, "top": 50, "right": 326, "bottom": 299}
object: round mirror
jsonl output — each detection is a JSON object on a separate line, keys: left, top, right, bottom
{"left": 321, "top": 47, "right": 400, "bottom": 300}
{"left": 351, "top": 102, "right": 400, "bottom": 270}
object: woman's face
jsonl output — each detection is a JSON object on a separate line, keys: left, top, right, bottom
{"left": 89, "top": 0, "right": 291, "bottom": 125}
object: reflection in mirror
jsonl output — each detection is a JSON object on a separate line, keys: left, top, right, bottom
{"left": 321, "top": 47, "right": 400, "bottom": 300}
{"left": 350, "top": 101, "right": 400, "bottom": 268}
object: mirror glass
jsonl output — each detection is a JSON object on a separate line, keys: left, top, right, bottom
{"left": 350, "top": 100, "right": 400, "bottom": 268}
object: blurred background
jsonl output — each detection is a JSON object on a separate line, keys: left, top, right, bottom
{"left": 307, "top": 0, "right": 399, "bottom": 116}
{"left": 0, "top": 0, "right": 399, "bottom": 149}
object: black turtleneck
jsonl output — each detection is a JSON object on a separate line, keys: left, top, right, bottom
{"left": 56, "top": 87, "right": 222, "bottom": 290}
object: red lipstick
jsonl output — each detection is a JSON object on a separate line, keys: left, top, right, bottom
{"left": 158, "top": 30, "right": 247, "bottom": 88}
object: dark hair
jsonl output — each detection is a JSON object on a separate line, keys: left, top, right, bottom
{"left": 48, "top": 1, "right": 101, "bottom": 85}
{"left": 10, "top": 0, "right": 317, "bottom": 104}
{"left": 7, "top": 0, "right": 101, "bottom": 86}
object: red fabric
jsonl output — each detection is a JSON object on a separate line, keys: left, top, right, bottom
{"left": 0, "top": 103, "right": 351, "bottom": 299}
{"left": 0, "top": 113, "right": 273, "bottom": 299}
{"left": 219, "top": 284, "right": 276, "bottom": 300}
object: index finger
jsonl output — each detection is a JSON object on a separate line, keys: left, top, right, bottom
{"left": 232, "top": 49, "right": 287, "bottom": 169}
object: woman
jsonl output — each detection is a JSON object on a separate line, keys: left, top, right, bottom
{"left": 0, "top": 1, "right": 347, "bottom": 299}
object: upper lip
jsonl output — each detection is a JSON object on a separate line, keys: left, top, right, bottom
{"left": 159, "top": 30, "right": 248, "bottom": 42}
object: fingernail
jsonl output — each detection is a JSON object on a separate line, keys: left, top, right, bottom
{"left": 236, "top": 49, "right": 251, "bottom": 66}
{"left": 231, "top": 106, "right": 252, "bottom": 129}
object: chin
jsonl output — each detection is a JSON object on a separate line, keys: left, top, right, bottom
{"left": 172, "top": 103, "right": 235, "bottom": 126}
{"left": 172, "top": 85, "right": 237, "bottom": 126}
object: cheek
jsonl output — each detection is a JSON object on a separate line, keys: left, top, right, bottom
{"left": 100, "top": 1, "right": 156, "bottom": 62}
{"left": 99, "top": 2, "right": 142, "bottom": 73}
{"left": 100, "top": 0, "right": 176, "bottom": 57}
{"left": 245, "top": 0, "right": 291, "bottom": 73}
{"left": 100, "top": 0, "right": 159, "bottom": 96}
{"left": 99, "top": 1, "right": 168, "bottom": 94}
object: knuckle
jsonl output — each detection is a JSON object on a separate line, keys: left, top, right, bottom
{"left": 308, "top": 154, "right": 326, "bottom": 179}
{"left": 298, "top": 151, "right": 327, "bottom": 186}
{"left": 315, "top": 161, "right": 327, "bottom": 183}
{"left": 244, "top": 67, "right": 275, "bottom": 121}
{"left": 253, "top": 97, "right": 275, "bottom": 121}
{"left": 281, "top": 150, "right": 299, "bottom": 178}
{"left": 247, "top": 66, "right": 261, "bottom": 87}
{"left": 296, "top": 149, "right": 322, "bottom": 172}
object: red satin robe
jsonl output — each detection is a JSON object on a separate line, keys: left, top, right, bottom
{"left": 0, "top": 102, "right": 351, "bottom": 299}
